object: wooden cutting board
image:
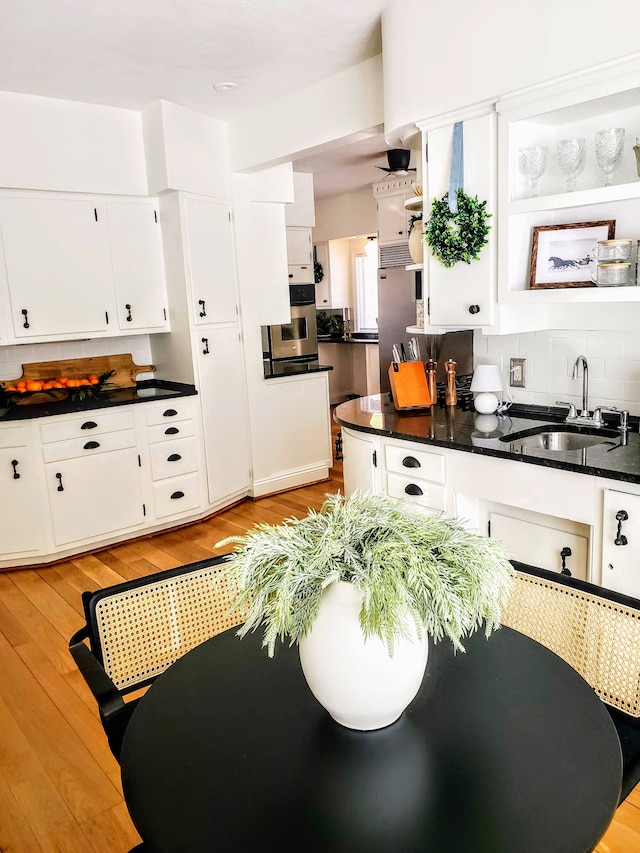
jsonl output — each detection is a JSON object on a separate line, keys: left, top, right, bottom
{"left": 1, "top": 354, "right": 156, "bottom": 405}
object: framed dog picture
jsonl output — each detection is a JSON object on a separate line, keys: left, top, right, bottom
{"left": 529, "top": 220, "right": 615, "bottom": 289}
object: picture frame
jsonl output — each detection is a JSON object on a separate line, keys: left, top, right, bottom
{"left": 529, "top": 220, "right": 616, "bottom": 289}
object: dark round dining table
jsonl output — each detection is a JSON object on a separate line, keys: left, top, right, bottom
{"left": 121, "top": 624, "right": 622, "bottom": 853}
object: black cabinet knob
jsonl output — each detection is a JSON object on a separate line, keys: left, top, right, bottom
{"left": 162, "top": 409, "right": 178, "bottom": 418}
{"left": 402, "top": 456, "right": 421, "bottom": 469}
{"left": 469, "top": 305, "right": 481, "bottom": 315}
{"left": 81, "top": 421, "right": 98, "bottom": 430}
{"left": 165, "top": 427, "right": 179, "bottom": 435}
{"left": 83, "top": 441, "right": 100, "bottom": 450}
{"left": 167, "top": 453, "right": 182, "bottom": 462}
{"left": 170, "top": 491, "right": 185, "bottom": 500}
{"left": 404, "top": 483, "right": 424, "bottom": 496}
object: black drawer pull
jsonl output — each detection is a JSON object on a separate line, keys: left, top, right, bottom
{"left": 125, "top": 303, "right": 133, "bottom": 322}
{"left": 167, "top": 453, "right": 182, "bottom": 462}
{"left": 81, "top": 421, "right": 98, "bottom": 430}
{"left": 165, "top": 427, "right": 179, "bottom": 435}
{"left": 198, "top": 299, "right": 207, "bottom": 318}
{"left": 404, "top": 484, "right": 424, "bottom": 497}
{"left": 21, "top": 308, "right": 30, "bottom": 329}
{"left": 170, "top": 491, "right": 185, "bottom": 500}
{"left": 162, "top": 409, "right": 178, "bottom": 418}
{"left": 56, "top": 472, "right": 64, "bottom": 492}
{"left": 560, "top": 546, "right": 572, "bottom": 576}
{"left": 402, "top": 456, "right": 421, "bottom": 469}
{"left": 615, "top": 510, "right": 629, "bottom": 546}
{"left": 11, "top": 459, "right": 20, "bottom": 480}
{"left": 202, "top": 337, "right": 210, "bottom": 355}
{"left": 83, "top": 441, "right": 100, "bottom": 450}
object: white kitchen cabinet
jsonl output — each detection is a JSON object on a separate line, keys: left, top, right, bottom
{"left": 313, "top": 239, "right": 351, "bottom": 309}
{"left": 314, "top": 242, "right": 330, "bottom": 307}
{"left": 420, "top": 108, "right": 498, "bottom": 329}
{"left": 0, "top": 426, "right": 46, "bottom": 556}
{"left": 286, "top": 226, "right": 313, "bottom": 286}
{"left": 341, "top": 427, "right": 380, "bottom": 496}
{"left": 106, "top": 199, "right": 169, "bottom": 332}
{"left": 0, "top": 195, "right": 112, "bottom": 340}
{"left": 45, "top": 444, "right": 144, "bottom": 547}
{"left": 601, "top": 488, "right": 640, "bottom": 597}
{"left": 196, "top": 324, "right": 250, "bottom": 506}
{"left": 376, "top": 190, "right": 412, "bottom": 243}
{"left": 182, "top": 195, "right": 238, "bottom": 326}
{"left": 486, "top": 505, "right": 589, "bottom": 580}
{"left": 496, "top": 57, "right": 640, "bottom": 332}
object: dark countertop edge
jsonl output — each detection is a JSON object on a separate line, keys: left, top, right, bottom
{"left": 263, "top": 364, "right": 333, "bottom": 380}
{"left": 334, "top": 400, "right": 640, "bottom": 487}
{"left": 318, "top": 336, "right": 379, "bottom": 344}
{"left": 0, "top": 380, "right": 198, "bottom": 422}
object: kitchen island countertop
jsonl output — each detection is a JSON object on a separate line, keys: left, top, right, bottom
{"left": 335, "top": 394, "right": 640, "bottom": 486}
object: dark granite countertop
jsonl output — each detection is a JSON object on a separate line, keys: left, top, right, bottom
{"left": 263, "top": 360, "right": 332, "bottom": 379}
{"left": 318, "top": 334, "right": 379, "bottom": 345}
{"left": 0, "top": 380, "right": 197, "bottom": 422}
{"left": 334, "top": 394, "right": 640, "bottom": 486}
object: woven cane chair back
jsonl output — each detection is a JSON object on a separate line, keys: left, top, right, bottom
{"left": 502, "top": 564, "right": 640, "bottom": 718}
{"left": 87, "top": 560, "right": 244, "bottom": 693}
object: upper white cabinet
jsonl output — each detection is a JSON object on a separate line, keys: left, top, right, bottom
{"left": 284, "top": 172, "right": 315, "bottom": 227}
{"left": 286, "top": 227, "right": 314, "bottom": 283}
{"left": 419, "top": 106, "right": 498, "bottom": 330}
{"left": 106, "top": 199, "right": 169, "bottom": 332}
{"left": 183, "top": 196, "right": 238, "bottom": 326}
{"left": 0, "top": 195, "right": 112, "bottom": 339}
{"left": 376, "top": 191, "right": 412, "bottom": 243}
{"left": 497, "top": 58, "right": 640, "bottom": 325}
{"left": 0, "top": 191, "right": 170, "bottom": 343}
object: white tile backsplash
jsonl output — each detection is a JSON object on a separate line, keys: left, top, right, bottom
{"left": 475, "top": 328, "right": 640, "bottom": 415}
{"left": 0, "top": 335, "right": 154, "bottom": 381}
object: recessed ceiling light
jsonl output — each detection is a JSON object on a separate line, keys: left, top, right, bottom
{"left": 213, "top": 81, "right": 238, "bottom": 92}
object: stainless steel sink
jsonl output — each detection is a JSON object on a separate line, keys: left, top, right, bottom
{"left": 500, "top": 425, "right": 619, "bottom": 453}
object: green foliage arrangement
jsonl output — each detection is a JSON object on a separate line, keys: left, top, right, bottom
{"left": 217, "top": 492, "right": 513, "bottom": 657}
{"left": 424, "top": 189, "right": 491, "bottom": 268}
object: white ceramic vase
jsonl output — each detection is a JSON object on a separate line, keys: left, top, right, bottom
{"left": 298, "top": 580, "right": 429, "bottom": 730}
{"left": 408, "top": 217, "right": 424, "bottom": 265}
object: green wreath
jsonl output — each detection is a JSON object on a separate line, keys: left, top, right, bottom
{"left": 424, "top": 189, "right": 491, "bottom": 268}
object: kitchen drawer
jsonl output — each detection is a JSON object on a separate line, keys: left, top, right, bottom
{"left": 0, "top": 426, "right": 30, "bottom": 448}
{"left": 42, "top": 429, "right": 137, "bottom": 463}
{"left": 146, "top": 418, "right": 197, "bottom": 443}
{"left": 153, "top": 473, "right": 200, "bottom": 519}
{"left": 40, "top": 410, "right": 135, "bottom": 443}
{"left": 386, "top": 472, "right": 446, "bottom": 512}
{"left": 384, "top": 443, "right": 445, "bottom": 484}
{"left": 149, "top": 437, "right": 198, "bottom": 481}
{"left": 288, "top": 264, "right": 314, "bottom": 284}
{"left": 145, "top": 399, "right": 194, "bottom": 427}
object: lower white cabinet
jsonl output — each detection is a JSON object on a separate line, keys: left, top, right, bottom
{"left": 601, "top": 488, "right": 640, "bottom": 598}
{"left": 342, "top": 428, "right": 380, "bottom": 496}
{"left": 46, "top": 446, "right": 145, "bottom": 547}
{"left": 0, "top": 426, "right": 46, "bottom": 556}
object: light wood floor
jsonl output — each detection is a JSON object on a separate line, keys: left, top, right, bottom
{"left": 0, "top": 420, "right": 638, "bottom": 852}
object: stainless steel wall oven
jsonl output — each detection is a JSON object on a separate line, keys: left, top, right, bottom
{"left": 265, "top": 284, "right": 318, "bottom": 361}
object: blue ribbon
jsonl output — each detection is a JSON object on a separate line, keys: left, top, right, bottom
{"left": 448, "top": 121, "right": 464, "bottom": 214}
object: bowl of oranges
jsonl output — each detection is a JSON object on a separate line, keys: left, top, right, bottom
{"left": 0, "top": 371, "right": 115, "bottom": 406}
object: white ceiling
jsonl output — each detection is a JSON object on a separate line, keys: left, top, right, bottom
{"left": 0, "top": 0, "right": 405, "bottom": 199}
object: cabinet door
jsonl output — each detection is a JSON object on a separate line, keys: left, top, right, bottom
{"left": 426, "top": 112, "right": 496, "bottom": 328}
{"left": 183, "top": 197, "right": 238, "bottom": 326}
{"left": 286, "top": 228, "right": 313, "bottom": 265}
{"left": 342, "top": 428, "right": 379, "bottom": 496}
{"left": 0, "top": 196, "right": 110, "bottom": 339}
{"left": 376, "top": 194, "right": 410, "bottom": 243}
{"left": 46, "top": 448, "right": 145, "bottom": 546}
{"left": 196, "top": 325, "right": 250, "bottom": 505}
{"left": 489, "top": 510, "right": 588, "bottom": 580}
{"left": 106, "top": 200, "right": 169, "bottom": 332}
{"left": 601, "top": 489, "right": 640, "bottom": 597}
{"left": 0, "top": 447, "right": 45, "bottom": 556}
{"left": 314, "top": 243, "right": 331, "bottom": 307}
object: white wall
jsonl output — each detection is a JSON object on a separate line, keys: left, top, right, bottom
{"left": 228, "top": 56, "right": 384, "bottom": 173}
{"left": 313, "top": 187, "right": 377, "bottom": 243}
{"left": 382, "top": 0, "right": 640, "bottom": 140}
{"left": 475, "top": 329, "right": 640, "bottom": 416}
{"left": 0, "top": 91, "right": 148, "bottom": 195}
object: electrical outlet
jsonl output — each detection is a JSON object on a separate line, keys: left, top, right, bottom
{"left": 510, "top": 357, "right": 526, "bottom": 388}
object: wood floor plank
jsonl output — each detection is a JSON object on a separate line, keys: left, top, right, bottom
{"left": 69, "top": 552, "right": 140, "bottom": 590}
{"left": 0, "top": 634, "right": 121, "bottom": 824}
{"left": 0, "top": 773, "right": 42, "bottom": 853}
{"left": 80, "top": 801, "right": 142, "bottom": 853}
{"left": 8, "top": 568, "right": 85, "bottom": 644}
{"left": 0, "top": 693, "right": 44, "bottom": 787}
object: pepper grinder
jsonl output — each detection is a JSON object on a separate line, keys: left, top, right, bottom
{"left": 426, "top": 359, "right": 437, "bottom": 405}
{"left": 445, "top": 359, "right": 457, "bottom": 407}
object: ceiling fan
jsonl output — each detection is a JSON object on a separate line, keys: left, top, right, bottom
{"left": 376, "top": 148, "right": 416, "bottom": 176}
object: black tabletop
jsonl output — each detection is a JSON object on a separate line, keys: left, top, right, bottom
{"left": 121, "top": 625, "right": 622, "bottom": 853}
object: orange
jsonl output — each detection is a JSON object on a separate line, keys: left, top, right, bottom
{"left": 78, "top": 379, "right": 90, "bottom": 386}
{"left": 66, "top": 379, "right": 79, "bottom": 388}
{"left": 58, "top": 377, "right": 68, "bottom": 386}
{"left": 88, "top": 375, "right": 100, "bottom": 385}
{"left": 51, "top": 382, "right": 63, "bottom": 389}
{"left": 25, "top": 380, "right": 44, "bottom": 392}
{"left": 16, "top": 380, "right": 26, "bottom": 389}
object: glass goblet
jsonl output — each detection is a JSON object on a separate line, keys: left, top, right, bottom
{"left": 556, "top": 137, "right": 585, "bottom": 192}
{"left": 518, "top": 146, "right": 547, "bottom": 197}
{"left": 595, "top": 128, "right": 625, "bottom": 187}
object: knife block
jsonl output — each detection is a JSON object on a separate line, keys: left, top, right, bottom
{"left": 388, "top": 362, "right": 432, "bottom": 411}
